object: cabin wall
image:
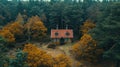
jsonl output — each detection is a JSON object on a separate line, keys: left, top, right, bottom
{"left": 65, "top": 38, "right": 72, "bottom": 43}
{"left": 52, "top": 38, "right": 60, "bottom": 45}
{"left": 53, "top": 38, "right": 59, "bottom": 42}
{"left": 52, "top": 38, "right": 72, "bottom": 45}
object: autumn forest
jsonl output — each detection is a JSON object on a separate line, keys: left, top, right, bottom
{"left": 0, "top": 0, "right": 120, "bottom": 67}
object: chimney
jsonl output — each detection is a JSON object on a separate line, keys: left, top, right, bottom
{"left": 66, "top": 24, "right": 68, "bottom": 29}
{"left": 56, "top": 25, "right": 58, "bottom": 29}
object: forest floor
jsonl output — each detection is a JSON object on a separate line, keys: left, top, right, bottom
{"left": 35, "top": 42, "right": 84, "bottom": 67}
{"left": 36, "top": 43, "right": 115, "bottom": 67}
{"left": 7, "top": 42, "right": 115, "bottom": 67}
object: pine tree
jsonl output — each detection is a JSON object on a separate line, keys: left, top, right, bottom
{"left": 90, "top": 3, "right": 120, "bottom": 67}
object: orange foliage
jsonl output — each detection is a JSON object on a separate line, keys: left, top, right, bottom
{"left": 24, "top": 15, "right": 47, "bottom": 40}
{"left": 53, "top": 54, "right": 72, "bottom": 67}
{"left": 0, "top": 29, "right": 15, "bottom": 43}
{"left": 72, "top": 34, "right": 103, "bottom": 62}
{"left": 23, "top": 43, "right": 72, "bottom": 67}
{"left": 23, "top": 43, "right": 54, "bottom": 67}
{"left": 81, "top": 19, "right": 95, "bottom": 34}
{"left": 72, "top": 34, "right": 95, "bottom": 58}
{"left": 15, "top": 13, "right": 24, "bottom": 24}
{"left": 71, "top": 19, "right": 101, "bottom": 62}
{"left": 3, "top": 22, "right": 24, "bottom": 36}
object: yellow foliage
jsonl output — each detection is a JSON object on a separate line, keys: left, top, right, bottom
{"left": 81, "top": 19, "right": 95, "bottom": 34}
{"left": 53, "top": 54, "right": 72, "bottom": 67}
{"left": 23, "top": 43, "right": 54, "bottom": 67}
{"left": 15, "top": 13, "right": 24, "bottom": 24}
{"left": 0, "top": 29, "right": 15, "bottom": 43}
{"left": 71, "top": 19, "right": 102, "bottom": 62}
{"left": 3, "top": 22, "right": 23, "bottom": 36}
{"left": 72, "top": 34, "right": 95, "bottom": 59}
{"left": 23, "top": 44, "right": 72, "bottom": 67}
{"left": 75, "top": 61, "right": 82, "bottom": 67}
{"left": 72, "top": 34, "right": 103, "bottom": 62}
{"left": 24, "top": 15, "right": 47, "bottom": 40}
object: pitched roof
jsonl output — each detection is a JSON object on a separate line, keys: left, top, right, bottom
{"left": 51, "top": 29, "right": 73, "bottom": 38}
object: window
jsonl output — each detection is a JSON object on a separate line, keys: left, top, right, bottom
{"left": 55, "top": 32, "right": 59, "bottom": 36}
{"left": 66, "top": 32, "right": 70, "bottom": 36}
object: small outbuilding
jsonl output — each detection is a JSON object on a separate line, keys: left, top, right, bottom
{"left": 51, "top": 29, "right": 73, "bottom": 45}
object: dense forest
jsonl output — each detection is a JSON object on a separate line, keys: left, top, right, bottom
{"left": 0, "top": 0, "right": 120, "bottom": 67}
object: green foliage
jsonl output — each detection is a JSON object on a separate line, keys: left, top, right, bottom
{"left": 0, "top": 36, "right": 8, "bottom": 67}
{"left": 0, "top": 0, "right": 119, "bottom": 40}
{"left": 0, "top": 36, "right": 9, "bottom": 52}
{"left": 0, "top": 36, "right": 6, "bottom": 43}
{"left": 103, "top": 50, "right": 120, "bottom": 61}
{"left": 9, "top": 50, "right": 28, "bottom": 67}
{"left": 90, "top": 2, "right": 120, "bottom": 62}
{"left": 0, "top": 53, "right": 8, "bottom": 67}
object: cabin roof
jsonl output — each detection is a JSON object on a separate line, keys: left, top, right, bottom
{"left": 51, "top": 29, "right": 73, "bottom": 38}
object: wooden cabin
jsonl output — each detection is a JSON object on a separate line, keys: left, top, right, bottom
{"left": 51, "top": 29, "right": 73, "bottom": 45}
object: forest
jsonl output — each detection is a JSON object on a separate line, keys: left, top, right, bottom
{"left": 0, "top": 0, "right": 120, "bottom": 67}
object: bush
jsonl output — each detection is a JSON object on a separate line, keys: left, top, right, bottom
{"left": 22, "top": 43, "right": 74, "bottom": 67}
{"left": 23, "top": 43, "right": 54, "bottom": 67}
{"left": 71, "top": 34, "right": 103, "bottom": 62}
{"left": 53, "top": 54, "right": 72, "bottom": 67}
{"left": 9, "top": 50, "right": 28, "bottom": 67}
{"left": 0, "top": 52, "right": 9, "bottom": 67}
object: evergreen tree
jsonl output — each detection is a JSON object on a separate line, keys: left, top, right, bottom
{"left": 90, "top": 3, "right": 120, "bottom": 67}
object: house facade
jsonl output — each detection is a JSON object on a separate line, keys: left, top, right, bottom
{"left": 51, "top": 29, "right": 73, "bottom": 45}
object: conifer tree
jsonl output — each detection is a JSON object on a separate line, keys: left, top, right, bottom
{"left": 90, "top": 3, "right": 120, "bottom": 66}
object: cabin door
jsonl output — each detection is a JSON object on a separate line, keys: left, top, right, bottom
{"left": 60, "top": 38, "right": 65, "bottom": 45}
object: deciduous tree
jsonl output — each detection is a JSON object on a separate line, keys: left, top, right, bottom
{"left": 23, "top": 43, "right": 54, "bottom": 67}
{"left": 71, "top": 19, "right": 103, "bottom": 62}
{"left": 24, "top": 15, "right": 47, "bottom": 41}
{"left": 3, "top": 22, "right": 24, "bottom": 42}
{"left": 0, "top": 30, "right": 15, "bottom": 43}
{"left": 81, "top": 19, "right": 95, "bottom": 34}
{"left": 72, "top": 34, "right": 103, "bottom": 62}
{"left": 53, "top": 54, "right": 72, "bottom": 67}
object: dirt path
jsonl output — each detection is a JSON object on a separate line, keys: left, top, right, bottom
{"left": 38, "top": 43, "right": 73, "bottom": 57}
{"left": 37, "top": 43, "right": 83, "bottom": 67}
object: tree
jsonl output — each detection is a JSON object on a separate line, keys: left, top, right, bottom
{"left": 71, "top": 19, "right": 103, "bottom": 63}
{"left": 15, "top": 13, "right": 24, "bottom": 24}
{"left": 53, "top": 54, "right": 72, "bottom": 67}
{"left": 71, "top": 34, "right": 103, "bottom": 62}
{"left": 9, "top": 50, "right": 28, "bottom": 67}
{"left": 90, "top": 3, "right": 120, "bottom": 67}
{"left": 24, "top": 15, "right": 47, "bottom": 42}
{"left": 3, "top": 22, "right": 23, "bottom": 36}
{"left": 81, "top": 19, "right": 95, "bottom": 34}
{"left": 23, "top": 43, "right": 54, "bottom": 67}
{"left": 3, "top": 22, "right": 24, "bottom": 42}
{"left": 0, "top": 29, "right": 15, "bottom": 43}
{"left": 0, "top": 36, "right": 6, "bottom": 43}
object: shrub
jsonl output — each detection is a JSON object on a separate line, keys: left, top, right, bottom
{"left": 0, "top": 30, "right": 15, "bottom": 43}
{"left": 71, "top": 34, "right": 103, "bottom": 62}
{"left": 53, "top": 54, "right": 72, "bottom": 67}
{"left": 23, "top": 43, "right": 54, "bottom": 67}
{"left": 9, "top": 50, "right": 28, "bottom": 67}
